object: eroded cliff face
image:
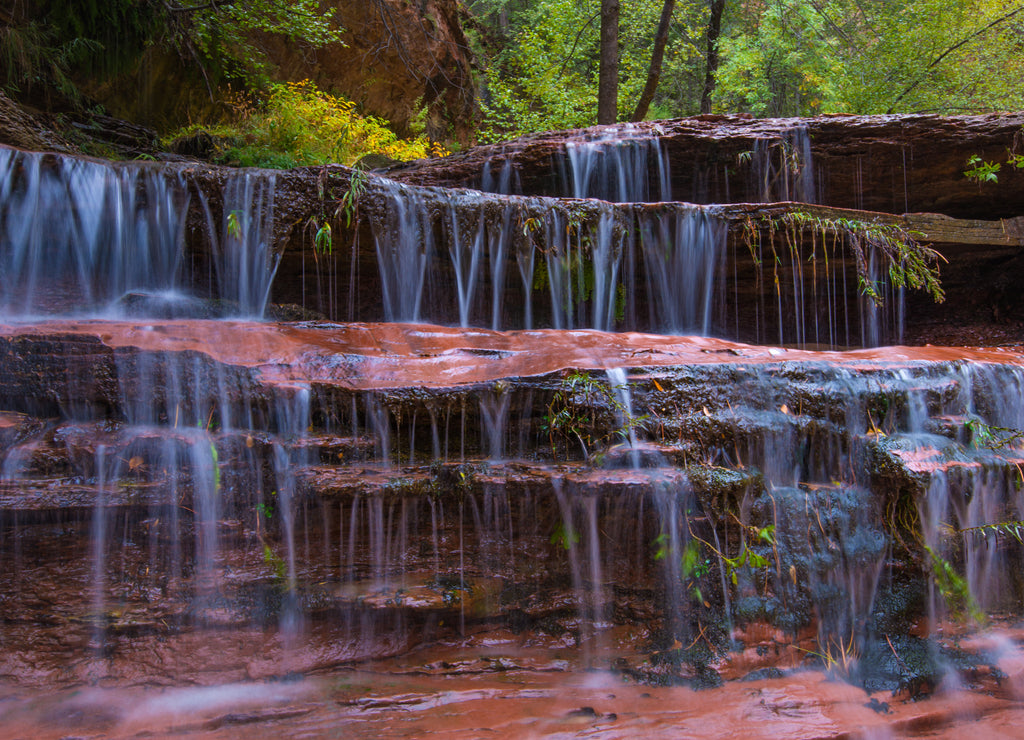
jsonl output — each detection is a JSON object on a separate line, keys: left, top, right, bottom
{"left": 0, "top": 0, "right": 479, "bottom": 142}
{"left": 266, "top": 0, "right": 479, "bottom": 144}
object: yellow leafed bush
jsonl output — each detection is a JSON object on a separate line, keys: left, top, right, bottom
{"left": 171, "top": 80, "right": 448, "bottom": 168}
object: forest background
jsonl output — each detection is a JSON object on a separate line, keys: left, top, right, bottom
{"left": 1, "top": 0, "right": 1022, "bottom": 163}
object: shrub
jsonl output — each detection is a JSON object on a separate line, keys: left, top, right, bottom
{"left": 171, "top": 80, "right": 447, "bottom": 168}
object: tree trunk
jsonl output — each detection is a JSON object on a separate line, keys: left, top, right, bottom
{"left": 631, "top": 0, "right": 676, "bottom": 122}
{"left": 597, "top": 0, "right": 619, "bottom": 124}
{"left": 700, "top": 0, "right": 726, "bottom": 114}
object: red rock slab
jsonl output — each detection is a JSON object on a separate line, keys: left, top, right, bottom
{"left": 4, "top": 658, "right": 1024, "bottom": 739}
{"left": 3, "top": 319, "right": 1024, "bottom": 391}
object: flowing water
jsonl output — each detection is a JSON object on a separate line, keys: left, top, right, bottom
{"left": 1, "top": 129, "right": 1024, "bottom": 739}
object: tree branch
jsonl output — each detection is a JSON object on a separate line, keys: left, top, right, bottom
{"left": 886, "top": 4, "right": 1024, "bottom": 113}
{"left": 557, "top": 12, "right": 600, "bottom": 79}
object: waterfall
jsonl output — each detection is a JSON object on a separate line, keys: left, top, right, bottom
{"left": 203, "top": 171, "right": 281, "bottom": 317}
{"left": 0, "top": 146, "right": 283, "bottom": 320}
{"left": 272, "top": 384, "right": 312, "bottom": 638}
{"left": 0, "top": 147, "right": 190, "bottom": 317}
{"left": 4, "top": 118, "right": 1024, "bottom": 733}
{"left": 371, "top": 179, "right": 433, "bottom": 322}
{"left": 752, "top": 126, "right": 817, "bottom": 204}
{"left": 563, "top": 124, "right": 672, "bottom": 202}
{"left": 363, "top": 180, "right": 730, "bottom": 335}
{"left": 638, "top": 205, "right": 725, "bottom": 335}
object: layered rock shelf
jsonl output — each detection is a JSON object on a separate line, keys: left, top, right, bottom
{"left": 390, "top": 113, "right": 1024, "bottom": 219}
{"left": 3, "top": 113, "right": 1024, "bottom": 738}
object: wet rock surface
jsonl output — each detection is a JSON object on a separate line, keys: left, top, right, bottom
{"left": 2, "top": 134, "right": 1024, "bottom": 343}
{"left": 2, "top": 114, "right": 1024, "bottom": 737}
{"left": 391, "top": 113, "right": 1024, "bottom": 220}
{"left": 0, "top": 90, "right": 71, "bottom": 154}
{"left": 2, "top": 322, "right": 1024, "bottom": 707}
{"left": 4, "top": 652, "right": 1024, "bottom": 739}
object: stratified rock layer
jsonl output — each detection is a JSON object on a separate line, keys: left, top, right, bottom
{"left": 391, "top": 114, "right": 1024, "bottom": 220}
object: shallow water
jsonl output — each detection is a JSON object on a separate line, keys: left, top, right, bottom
{"left": 4, "top": 635, "right": 1024, "bottom": 739}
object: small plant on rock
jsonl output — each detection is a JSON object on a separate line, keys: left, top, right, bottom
{"left": 541, "top": 370, "right": 648, "bottom": 458}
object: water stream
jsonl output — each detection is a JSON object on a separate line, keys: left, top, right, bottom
{"left": 0, "top": 127, "right": 1023, "bottom": 737}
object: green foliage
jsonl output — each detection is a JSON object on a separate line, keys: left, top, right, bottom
{"left": 6, "top": 0, "right": 156, "bottom": 92}
{"left": 754, "top": 211, "right": 946, "bottom": 307}
{"left": 226, "top": 210, "right": 243, "bottom": 240}
{"left": 652, "top": 532, "right": 671, "bottom": 561}
{"left": 307, "top": 164, "right": 369, "bottom": 259}
{"left": 719, "top": 525, "right": 774, "bottom": 586}
{"left": 473, "top": 0, "right": 1024, "bottom": 136}
{"left": 477, "top": 0, "right": 598, "bottom": 141}
{"left": 1, "top": 0, "right": 345, "bottom": 106}
{"left": 550, "top": 522, "right": 581, "bottom": 550}
{"left": 171, "top": 81, "right": 440, "bottom": 168}
{"left": 541, "top": 370, "right": 648, "bottom": 458}
{"left": 924, "top": 545, "right": 985, "bottom": 624}
{"left": 0, "top": 21, "right": 101, "bottom": 101}
{"left": 654, "top": 534, "right": 712, "bottom": 603}
{"left": 965, "top": 418, "right": 1024, "bottom": 449}
{"left": 207, "top": 437, "right": 220, "bottom": 494}
{"left": 474, "top": 0, "right": 707, "bottom": 139}
{"left": 681, "top": 521, "right": 774, "bottom": 613}
{"left": 680, "top": 538, "right": 711, "bottom": 580}
{"left": 714, "top": 0, "right": 1024, "bottom": 116}
{"left": 312, "top": 221, "right": 333, "bottom": 256}
{"left": 166, "top": 0, "right": 343, "bottom": 88}
{"left": 717, "top": 0, "right": 838, "bottom": 116}
{"left": 263, "top": 542, "right": 287, "bottom": 581}
{"left": 339, "top": 168, "right": 368, "bottom": 228}
{"left": 964, "top": 154, "right": 1001, "bottom": 184}
{"left": 964, "top": 140, "right": 1024, "bottom": 185}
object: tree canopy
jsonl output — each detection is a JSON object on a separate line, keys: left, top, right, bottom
{"left": 1, "top": 0, "right": 343, "bottom": 102}
{"left": 471, "top": 0, "right": 1024, "bottom": 139}
{"left": 2, "top": 0, "right": 1023, "bottom": 153}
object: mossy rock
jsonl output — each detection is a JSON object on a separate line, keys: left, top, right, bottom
{"left": 854, "top": 635, "right": 941, "bottom": 696}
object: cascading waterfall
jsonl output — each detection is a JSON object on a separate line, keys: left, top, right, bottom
{"left": 0, "top": 147, "right": 190, "bottom": 317}
{"left": 0, "top": 145, "right": 283, "bottom": 320}
{"left": 204, "top": 171, "right": 281, "bottom": 317}
{"left": 371, "top": 179, "right": 434, "bottom": 323}
{"left": 4, "top": 118, "right": 1024, "bottom": 737}
{"left": 563, "top": 125, "right": 672, "bottom": 202}
{"left": 752, "top": 126, "right": 817, "bottom": 204}
{"left": 479, "top": 153, "right": 519, "bottom": 195}
{"left": 479, "top": 387, "right": 510, "bottom": 460}
{"left": 638, "top": 206, "right": 724, "bottom": 335}
{"left": 272, "top": 384, "right": 313, "bottom": 637}
{"left": 913, "top": 364, "right": 1024, "bottom": 622}
{"left": 90, "top": 445, "right": 110, "bottom": 651}
{"left": 364, "top": 179, "right": 731, "bottom": 335}
{"left": 361, "top": 171, "right": 904, "bottom": 346}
